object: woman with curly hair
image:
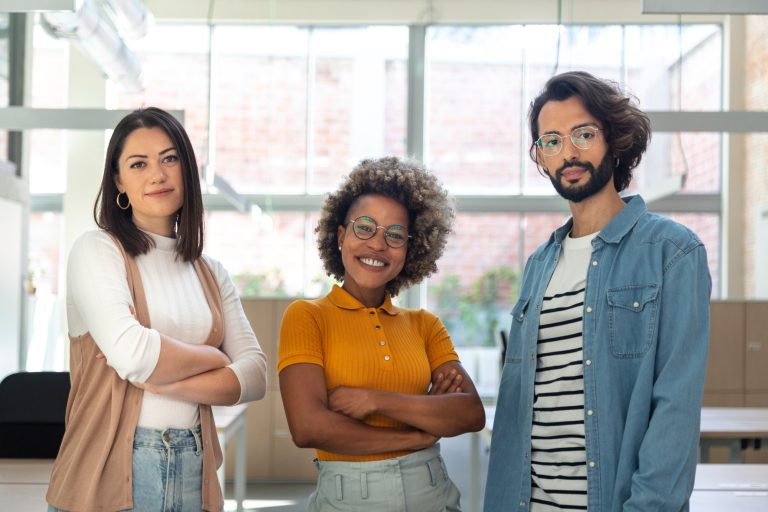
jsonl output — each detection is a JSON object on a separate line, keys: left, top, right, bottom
{"left": 278, "top": 156, "right": 485, "bottom": 511}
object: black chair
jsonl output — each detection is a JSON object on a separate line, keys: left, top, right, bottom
{"left": 0, "top": 371, "right": 70, "bottom": 458}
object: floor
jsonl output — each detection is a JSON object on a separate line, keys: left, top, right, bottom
{"left": 223, "top": 433, "right": 490, "bottom": 511}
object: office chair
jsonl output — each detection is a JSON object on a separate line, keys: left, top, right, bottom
{"left": 0, "top": 371, "right": 70, "bottom": 458}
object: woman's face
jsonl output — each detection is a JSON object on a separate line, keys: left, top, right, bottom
{"left": 115, "top": 127, "right": 185, "bottom": 237}
{"left": 337, "top": 194, "right": 409, "bottom": 304}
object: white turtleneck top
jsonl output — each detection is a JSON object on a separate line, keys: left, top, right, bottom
{"left": 66, "top": 229, "right": 267, "bottom": 429}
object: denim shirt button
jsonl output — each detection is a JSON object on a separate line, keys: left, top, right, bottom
{"left": 633, "top": 301, "right": 640, "bottom": 308}
{"left": 589, "top": 461, "right": 596, "bottom": 468}
{"left": 520, "top": 501, "right": 526, "bottom": 507}
{"left": 585, "top": 359, "right": 592, "bottom": 366}
{"left": 586, "top": 306, "right": 593, "bottom": 313}
{"left": 592, "top": 260, "right": 598, "bottom": 266}
{"left": 587, "top": 410, "right": 593, "bottom": 416}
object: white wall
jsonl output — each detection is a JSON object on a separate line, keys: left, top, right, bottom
{"left": 0, "top": 197, "right": 23, "bottom": 381}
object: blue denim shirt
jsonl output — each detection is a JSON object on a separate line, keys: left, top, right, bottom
{"left": 484, "top": 195, "right": 711, "bottom": 512}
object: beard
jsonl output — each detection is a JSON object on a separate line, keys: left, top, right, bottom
{"left": 549, "top": 153, "right": 614, "bottom": 203}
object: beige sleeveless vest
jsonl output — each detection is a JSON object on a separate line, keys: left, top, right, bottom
{"left": 47, "top": 237, "right": 225, "bottom": 511}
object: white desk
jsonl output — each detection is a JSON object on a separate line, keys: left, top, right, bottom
{"left": 0, "top": 459, "right": 53, "bottom": 511}
{"left": 700, "top": 407, "right": 768, "bottom": 463}
{"left": 690, "top": 490, "right": 768, "bottom": 511}
{"left": 213, "top": 403, "right": 248, "bottom": 512}
{"left": 694, "top": 464, "right": 768, "bottom": 491}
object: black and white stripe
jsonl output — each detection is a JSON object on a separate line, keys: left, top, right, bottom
{"left": 530, "top": 286, "right": 587, "bottom": 511}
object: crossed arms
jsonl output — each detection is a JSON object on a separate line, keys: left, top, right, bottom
{"left": 279, "top": 361, "right": 485, "bottom": 456}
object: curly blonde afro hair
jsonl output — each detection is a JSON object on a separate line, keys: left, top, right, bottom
{"left": 317, "top": 156, "right": 455, "bottom": 296}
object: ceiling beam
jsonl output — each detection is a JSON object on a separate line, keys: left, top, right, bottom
{"left": 30, "top": 192, "right": 721, "bottom": 214}
{"left": 642, "top": 0, "right": 768, "bottom": 14}
{"left": 0, "top": 0, "right": 76, "bottom": 12}
{"left": 0, "top": 107, "right": 184, "bottom": 130}
{"left": 647, "top": 111, "right": 768, "bottom": 133}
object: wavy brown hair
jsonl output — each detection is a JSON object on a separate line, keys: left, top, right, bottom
{"left": 528, "top": 71, "right": 651, "bottom": 192}
{"left": 317, "top": 157, "right": 454, "bottom": 296}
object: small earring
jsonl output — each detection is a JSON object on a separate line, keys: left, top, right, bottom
{"left": 116, "top": 192, "right": 130, "bottom": 210}
{"left": 338, "top": 246, "right": 342, "bottom": 251}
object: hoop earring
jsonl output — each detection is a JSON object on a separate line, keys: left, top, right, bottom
{"left": 116, "top": 192, "right": 130, "bottom": 210}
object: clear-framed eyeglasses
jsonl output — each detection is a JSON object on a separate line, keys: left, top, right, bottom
{"left": 346, "top": 215, "right": 412, "bottom": 249}
{"left": 535, "top": 125, "right": 602, "bottom": 157}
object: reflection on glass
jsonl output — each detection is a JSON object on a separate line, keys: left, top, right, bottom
{"left": 212, "top": 26, "right": 309, "bottom": 194}
{"left": 107, "top": 25, "right": 211, "bottom": 169}
{"left": 204, "top": 210, "right": 328, "bottom": 298}
{"left": 426, "top": 26, "right": 525, "bottom": 194}
{"left": 666, "top": 213, "right": 720, "bottom": 298}
{"left": 428, "top": 213, "right": 521, "bottom": 349}
{"left": 309, "top": 27, "right": 408, "bottom": 191}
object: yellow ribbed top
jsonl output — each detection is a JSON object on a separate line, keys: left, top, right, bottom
{"left": 278, "top": 285, "right": 458, "bottom": 462}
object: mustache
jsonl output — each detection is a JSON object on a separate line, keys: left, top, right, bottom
{"left": 555, "top": 160, "right": 595, "bottom": 179}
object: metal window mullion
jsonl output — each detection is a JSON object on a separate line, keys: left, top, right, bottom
{"left": 8, "top": 12, "right": 26, "bottom": 174}
{"left": 304, "top": 27, "right": 316, "bottom": 193}
{"left": 405, "top": 24, "right": 427, "bottom": 308}
{"left": 407, "top": 24, "right": 426, "bottom": 162}
{"left": 205, "top": 22, "right": 217, "bottom": 185}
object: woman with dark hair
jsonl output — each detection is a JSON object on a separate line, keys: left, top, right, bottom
{"left": 46, "top": 107, "right": 267, "bottom": 512}
{"left": 278, "top": 157, "right": 485, "bottom": 511}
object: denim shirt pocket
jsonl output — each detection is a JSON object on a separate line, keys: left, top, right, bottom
{"left": 506, "top": 296, "right": 531, "bottom": 363}
{"left": 606, "top": 283, "right": 660, "bottom": 358}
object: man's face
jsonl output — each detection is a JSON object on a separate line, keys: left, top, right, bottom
{"left": 536, "top": 96, "right": 615, "bottom": 203}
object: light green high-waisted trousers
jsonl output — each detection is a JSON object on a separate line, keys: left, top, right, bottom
{"left": 308, "top": 443, "right": 462, "bottom": 512}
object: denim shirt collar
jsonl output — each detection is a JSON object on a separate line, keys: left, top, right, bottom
{"left": 552, "top": 195, "right": 647, "bottom": 246}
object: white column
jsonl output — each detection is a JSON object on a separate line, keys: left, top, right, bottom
{"left": 58, "top": 48, "right": 108, "bottom": 324}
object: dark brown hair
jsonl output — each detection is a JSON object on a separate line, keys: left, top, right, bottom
{"left": 316, "top": 157, "right": 454, "bottom": 296}
{"left": 528, "top": 71, "right": 651, "bottom": 192}
{"left": 94, "top": 107, "right": 204, "bottom": 261}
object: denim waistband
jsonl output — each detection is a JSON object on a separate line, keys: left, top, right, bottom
{"left": 133, "top": 424, "right": 202, "bottom": 452}
{"left": 315, "top": 443, "right": 442, "bottom": 471}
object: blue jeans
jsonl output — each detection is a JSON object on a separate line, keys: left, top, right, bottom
{"left": 48, "top": 424, "right": 208, "bottom": 512}
{"left": 308, "top": 444, "right": 462, "bottom": 512}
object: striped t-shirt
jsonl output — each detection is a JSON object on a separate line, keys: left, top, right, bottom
{"left": 530, "top": 231, "right": 597, "bottom": 511}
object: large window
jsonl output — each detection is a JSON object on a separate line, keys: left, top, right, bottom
{"left": 209, "top": 25, "right": 408, "bottom": 193}
{"left": 29, "top": 20, "right": 724, "bottom": 333}
{"left": 425, "top": 24, "right": 722, "bottom": 197}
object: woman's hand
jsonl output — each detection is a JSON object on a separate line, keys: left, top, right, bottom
{"left": 429, "top": 368, "right": 463, "bottom": 395}
{"left": 412, "top": 429, "right": 440, "bottom": 451}
{"left": 131, "top": 380, "right": 161, "bottom": 395}
{"left": 328, "top": 386, "right": 376, "bottom": 420}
